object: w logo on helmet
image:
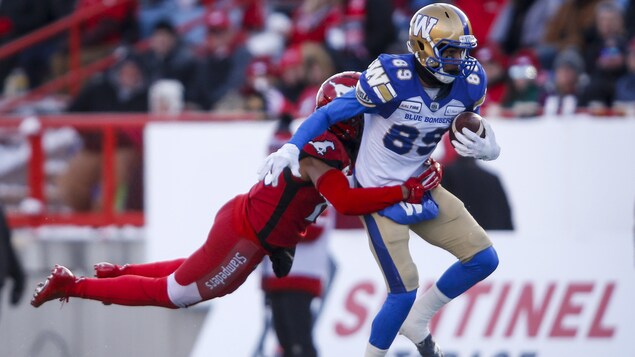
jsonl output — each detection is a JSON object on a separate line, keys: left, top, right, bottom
{"left": 410, "top": 14, "right": 438, "bottom": 39}
{"left": 309, "top": 140, "right": 335, "bottom": 155}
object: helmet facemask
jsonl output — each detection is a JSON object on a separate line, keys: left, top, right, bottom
{"left": 329, "top": 116, "right": 363, "bottom": 144}
{"left": 425, "top": 36, "right": 477, "bottom": 83}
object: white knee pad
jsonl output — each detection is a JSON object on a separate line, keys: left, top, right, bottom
{"left": 167, "top": 273, "right": 202, "bottom": 308}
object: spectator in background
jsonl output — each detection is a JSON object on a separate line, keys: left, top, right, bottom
{"left": 149, "top": 79, "right": 184, "bottom": 115}
{"left": 582, "top": 1, "right": 627, "bottom": 113}
{"left": 541, "top": 48, "right": 589, "bottom": 115}
{"left": 473, "top": 43, "right": 508, "bottom": 116}
{"left": 0, "top": 205, "right": 25, "bottom": 320}
{"left": 276, "top": 45, "right": 307, "bottom": 107}
{"left": 0, "top": 0, "right": 71, "bottom": 89}
{"left": 294, "top": 44, "right": 336, "bottom": 118}
{"left": 454, "top": 0, "right": 507, "bottom": 44}
{"left": 137, "top": 0, "right": 207, "bottom": 45}
{"left": 138, "top": 20, "right": 199, "bottom": 108}
{"left": 218, "top": 56, "right": 281, "bottom": 118}
{"left": 487, "top": 0, "right": 561, "bottom": 57}
{"left": 259, "top": 116, "right": 333, "bottom": 357}
{"left": 51, "top": 0, "right": 138, "bottom": 79}
{"left": 327, "top": 0, "right": 396, "bottom": 72}
{"left": 613, "top": 38, "right": 635, "bottom": 113}
{"left": 56, "top": 56, "right": 148, "bottom": 212}
{"left": 542, "top": 0, "right": 604, "bottom": 68}
{"left": 194, "top": 10, "right": 251, "bottom": 110}
{"left": 502, "top": 51, "right": 542, "bottom": 118}
{"left": 288, "top": 0, "right": 341, "bottom": 46}
{"left": 441, "top": 157, "right": 514, "bottom": 231}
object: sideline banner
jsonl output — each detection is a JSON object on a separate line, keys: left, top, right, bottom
{"left": 189, "top": 229, "right": 635, "bottom": 357}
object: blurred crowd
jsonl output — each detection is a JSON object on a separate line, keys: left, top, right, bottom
{"left": 2, "top": 0, "right": 635, "bottom": 119}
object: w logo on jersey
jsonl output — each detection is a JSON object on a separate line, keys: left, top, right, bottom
{"left": 329, "top": 81, "right": 355, "bottom": 97}
{"left": 309, "top": 140, "right": 335, "bottom": 155}
{"left": 410, "top": 14, "right": 438, "bottom": 39}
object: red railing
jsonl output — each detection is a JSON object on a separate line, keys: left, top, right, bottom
{"left": 0, "top": 0, "right": 136, "bottom": 96}
{"left": 0, "top": 112, "right": 259, "bottom": 228}
{"left": 0, "top": 0, "right": 212, "bottom": 113}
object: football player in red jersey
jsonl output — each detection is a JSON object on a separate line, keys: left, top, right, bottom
{"left": 30, "top": 72, "right": 443, "bottom": 310}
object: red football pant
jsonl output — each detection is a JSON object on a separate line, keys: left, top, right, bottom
{"left": 69, "top": 196, "right": 268, "bottom": 308}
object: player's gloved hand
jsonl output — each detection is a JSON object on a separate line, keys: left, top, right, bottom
{"left": 257, "top": 143, "right": 301, "bottom": 187}
{"left": 452, "top": 119, "right": 501, "bottom": 161}
{"left": 269, "top": 246, "right": 296, "bottom": 278}
{"left": 403, "top": 159, "right": 443, "bottom": 204}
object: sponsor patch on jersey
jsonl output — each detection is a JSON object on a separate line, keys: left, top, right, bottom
{"left": 444, "top": 105, "right": 466, "bottom": 116}
{"left": 355, "top": 83, "right": 375, "bottom": 107}
{"left": 309, "top": 140, "right": 335, "bottom": 155}
{"left": 399, "top": 100, "right": 422, "bottom": 113}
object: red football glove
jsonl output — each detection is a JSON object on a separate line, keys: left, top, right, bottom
{"left": 403, "top": 158, "right": 443, "bottom": 204}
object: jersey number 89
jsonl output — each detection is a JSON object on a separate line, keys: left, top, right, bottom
{"left": 382, "top": 124, "right": 446, "bottom": 156}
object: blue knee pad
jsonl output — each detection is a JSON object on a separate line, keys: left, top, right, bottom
{"left": 369, "top": 290, "right": 417, "bottom": 349}
{"left": 436, "top": 246, "right": 499, "bottom": 299}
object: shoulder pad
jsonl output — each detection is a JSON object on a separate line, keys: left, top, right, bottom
{"left": 464, "top": 61, "right": 488, "bottom": 109}
{"left": 356, "top": 54, "right": 415, "bottom": 107}
{"left": 300, "top": 132, "right": 349, "bottom": 169}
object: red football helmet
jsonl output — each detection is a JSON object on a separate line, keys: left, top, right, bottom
{"left": 316, "top": 71, "right": 363, "bottom": 143}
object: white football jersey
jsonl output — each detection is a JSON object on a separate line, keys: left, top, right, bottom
{"left": 354, "top": 53, "right": 487, "bottom": 187}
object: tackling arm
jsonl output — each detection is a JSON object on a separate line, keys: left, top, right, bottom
{"left": 302, "top": 157, "right": 407, "bottom": 215}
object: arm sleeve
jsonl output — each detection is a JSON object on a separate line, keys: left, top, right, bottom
{"left": 289, "top": 91, "right": 366, "bottom": 148}
{"left": 315, "top": 169, "right": 403, "bottom": 215}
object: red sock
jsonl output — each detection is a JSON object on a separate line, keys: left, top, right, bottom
{"left": 71, "top": 276, "right": 177, "bottom": 308}
{"left": 121, "top": 259, "right": 186, "bottom": 277}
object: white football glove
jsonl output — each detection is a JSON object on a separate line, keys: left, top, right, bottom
{"left": 257, "top": 143, "right": 301, "bottom": 187}
{"left": 451, "top": 119, "right": 501, "bottom": 161}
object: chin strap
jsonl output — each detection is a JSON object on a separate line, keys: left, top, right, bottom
{"left": 414, "top": 59, "right": 446, "bottom": 87}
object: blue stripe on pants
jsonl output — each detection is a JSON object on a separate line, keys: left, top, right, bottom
{"left": 363, "top": 214, "right": 406, "bottom": 293}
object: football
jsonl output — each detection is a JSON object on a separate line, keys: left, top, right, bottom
{"left": 449, "top": 111, "right": 485, "bottom": 147}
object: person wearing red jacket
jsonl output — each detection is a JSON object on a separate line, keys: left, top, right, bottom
{"left": 30, "top": 72, "right": 442, "bottom": 310}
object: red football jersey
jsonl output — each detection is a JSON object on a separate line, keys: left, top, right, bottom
{"left": 246, "top": 131, "right": 350, "bottom": 248}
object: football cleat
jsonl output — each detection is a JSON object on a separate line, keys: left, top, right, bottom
{"left": 93, "top": 262, "right": 128, "bottom": 278}
{"left": 415, "top": 334, "right": 444, "bottom": 357}
{"left": 31, "top": 265, "right": 77, "bottom": 308}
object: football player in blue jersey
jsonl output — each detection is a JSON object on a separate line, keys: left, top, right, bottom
{"left": 258, "top": 4, "right": 501, "bottom": 357}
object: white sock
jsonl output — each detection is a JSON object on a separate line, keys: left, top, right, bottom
{"left": 364, "top": 342, "right": 388, "bottom": 357}
{"left": 399, "top": 284, "right": 451, "bottom": 344}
